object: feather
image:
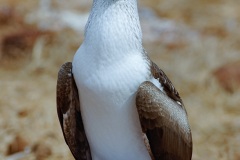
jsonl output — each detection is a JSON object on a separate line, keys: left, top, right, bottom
{"left": 136, "top": 62, "right": 192, "bottom": 160}
{"left": 57, "top": 62, "right": 92, "bottom": 160}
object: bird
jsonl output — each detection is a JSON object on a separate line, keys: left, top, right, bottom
{"left": 56, "top": 0, "right": 192, "bottom": 160}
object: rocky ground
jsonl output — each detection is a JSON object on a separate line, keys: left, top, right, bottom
{"left": 0, "top": 0, "right": 240, "bottom": 160}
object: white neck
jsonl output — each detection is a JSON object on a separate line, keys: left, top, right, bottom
{"left": 83, "top": 0, "right": 142, "bottom": 61}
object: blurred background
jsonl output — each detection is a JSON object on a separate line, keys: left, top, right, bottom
{"left": 0, "top": 0, "right": 240, "bottom": 159}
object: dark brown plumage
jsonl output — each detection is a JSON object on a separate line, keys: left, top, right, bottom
{"left": 151, "top": 61, "right": 184, "bottom": 107}
{"left": 57, "top": 62, "right": 92, "bottom": 160}
{"left": 136, "top": 62, "right": 192, "bottom": 160}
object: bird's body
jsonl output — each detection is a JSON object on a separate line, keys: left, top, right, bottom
{"left": 57, "top": 0, "right": 192, "bottom": 160}
{"left": 73, "top": 1, "right": 159, "bottom": 159}
{"left": 73, "top": 51, "right": 153, "bottom": 160}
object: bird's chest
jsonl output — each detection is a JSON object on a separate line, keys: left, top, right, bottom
{"left": 72, "top": 54, "right": 151, "bottom": 160}
{"left": 73, "top": 51, "right": 150, "bottom": 108}
{"left": 77, "top": 62, "right": 144, "bottom": 114}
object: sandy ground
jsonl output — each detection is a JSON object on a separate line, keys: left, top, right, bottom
{"left": 0, "top": 0, "right": 240, "bottom": 160}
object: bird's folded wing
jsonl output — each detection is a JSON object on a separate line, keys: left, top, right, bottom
{"left": 57, "top": 62, "right": 92, "bottom": 160}
{"left": 136, "top": 81, "right": 192, "bottom": 160}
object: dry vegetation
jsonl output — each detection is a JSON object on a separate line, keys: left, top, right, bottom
{"left": 0, "top": 0, "right": 240, "bottom": 160}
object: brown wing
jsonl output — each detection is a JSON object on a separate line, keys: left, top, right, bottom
{"left": 136, "top": 62, "right": 192, "bottom": 160}
{"left": 151, "top": 61, "right": 184, "bottom": 108}
{"left": 57, "top": 62, "right": 92, "bottom": 160}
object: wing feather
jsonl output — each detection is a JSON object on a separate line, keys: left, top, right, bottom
{"left": 151, "top": 61, "right": 184, "bottom": 107}
{"left": 57, "top": 62, "right": 92, "bottom": 160}
{"left": 136, "top": 62, "right": 192, "bottom": 160}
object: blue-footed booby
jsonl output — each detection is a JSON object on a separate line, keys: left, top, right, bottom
{"left": 56, "top": 0, "right": 192, "bottom": 160}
